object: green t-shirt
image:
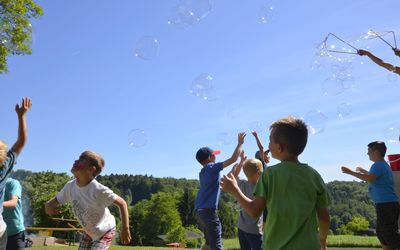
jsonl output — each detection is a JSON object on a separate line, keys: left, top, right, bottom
{"left": 254, "top": 161, "right": 330, "bottom": 250}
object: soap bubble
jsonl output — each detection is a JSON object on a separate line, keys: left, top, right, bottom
{"left": 383, "top": 123, "right": 400, "bottom": 143}
{"left": 336, "top": 102, "right": 352, "bottom": 118}
{"left": 134, "top": 36, "right": 159, "bottom": 60}
{"left": 128, "top": 129, "right": 147, "bottom": 147}
{"left": 305, "top": 110, "right": 328, "bottom": 135}
{"left": 216, "top": 132, "right": 234, "bottom": 145}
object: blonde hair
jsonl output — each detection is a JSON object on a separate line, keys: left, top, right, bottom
{"left": 243, "top": 158, "right": 263, "bottom": 178}
{"left": 0, "top": 140, "right": 8, "bottom": 165}
{"left": 80, "top": 150, "right": 105, "bottom": 177}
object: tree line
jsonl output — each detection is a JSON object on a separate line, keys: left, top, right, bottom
{"left": 11, "top": 170, "right": 377, "bottom": 246}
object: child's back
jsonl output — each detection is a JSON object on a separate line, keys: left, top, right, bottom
{"left": 255, "top": 161, "right": 328, "bottom": 249}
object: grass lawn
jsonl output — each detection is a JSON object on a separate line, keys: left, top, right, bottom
{"left": 29, "top": 236, "right": 381, "bottom": 249}
{"left": 30, "top": 247, "right": 381, "bottom": 250}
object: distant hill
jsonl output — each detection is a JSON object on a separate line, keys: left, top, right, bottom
{"left": 11, "top": 170, "right": 377, "bottom": 234}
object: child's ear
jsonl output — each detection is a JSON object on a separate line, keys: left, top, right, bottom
{"left": 89, "top": 166, "right": 96, "bottom": 174}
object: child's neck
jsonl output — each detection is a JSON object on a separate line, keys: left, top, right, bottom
{"left": 280, "top": 154, "right": 299, "bottom": 163}
{"left": 77, "top": 178, "right": 94, "bottom": 187}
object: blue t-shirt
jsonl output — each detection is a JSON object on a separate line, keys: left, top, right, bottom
{"left": 369, "top": 160, "right": 398, "bottom": 203}
{"left": 0, "top": 150, "right": 17, "bottom": 209}
{"left": 195, "top": 162, "right": 223, "bottom": 209}
{"left": 3, "top": 178, "right": 25, "bottom": 235}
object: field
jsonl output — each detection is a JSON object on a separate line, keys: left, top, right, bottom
{"left": 29, "top": 235, "right": 381, "bottom": 249}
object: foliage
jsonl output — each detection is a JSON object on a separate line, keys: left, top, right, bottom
{"left": 178, "top": 187, "right": 198, "bottom": 227}
{"left": 0, "top": 0, "right": 43, "bottom": 73}
{"left": 23, "top": 171, "right": 73, "bottom": 227}
{"left": 166, "top": 225, "right": 186, "bottom": 243}
{"left": 337, "top": 216, "right": 369, "bottom": 235}
{"left": 132, "top": 192, "right": 183, "bottom": 245}
{"left": 327, "top": 181, "right": 376, "bottom": 234}
{"left": 218, "top": 194, "right": 239, "bottom": 238}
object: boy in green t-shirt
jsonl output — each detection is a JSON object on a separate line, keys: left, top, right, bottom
{"left": 221, "top": 116, "right": 330, "bottom": 250}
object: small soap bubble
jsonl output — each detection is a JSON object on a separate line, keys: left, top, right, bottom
{"left": 336, "top": 102, "right": 352, "bottom": 118}
{"left": 383, "top": 123, "right": 400, "bottom": 143}
{"left": 305, "top": 110, "right": 328, "bottom": 135}
{"left": 257, "top": 5, "right": 274, "bottom": 24}
{"left": 134, "top": 36, "right": 159, "bottom": 60}
{"left": 128, "top": 129, "right": 147, "bottom": 148}
{"left": 189, "top": 73, "right": 217, "bottom": 101}
{"left": 322, "top": 76, "right": 346, "bottom": 96}
{"left": 216, "top": 132, "right": 234, "bottom": 146}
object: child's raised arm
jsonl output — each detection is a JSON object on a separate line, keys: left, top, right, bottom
{"left": 252, "top": 131, "right": 265, "bottom": 162}
{"left": 114, "top": 196, "right": 132, "bottom": 245}
{"left": 12, "top": 97, "right": 32, "bottom": 155}
{"left": 220, "top": 173, "right": 265, "bottom": 218}
{"left": 222, "top": 132, "right": 246, "bottom": 168}
{"left": 228, "top": 151, "right": 247, "bottom": 178}
{"left": 358, "top": 49, "right": 400, "bottom": 75}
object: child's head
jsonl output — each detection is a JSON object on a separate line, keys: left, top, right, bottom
{"left": 269, "top": 116, "right": 308, "bottom": 159}
{"left": 196, "top": 147, "right": 221, "bottom": 165}
{"left": 72, "top": 150, "right": 105, "bottom": 178}
{"left": 367, "top": 141, "right": 386, "bottom": 160}
{"left": 243, "top": 158, "right": 263, "bottom": 183}
{"left": 0, "top": 140, "right": 7, "bottom": 165}
{"left": 255, "top": 150, "right": 270, "bottom": 164}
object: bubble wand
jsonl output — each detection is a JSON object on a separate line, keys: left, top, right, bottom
{"left": 323, "top": 33, "right": 359, "bottom": 54}
{"left": 369, "top": 29, "right": 397, "bottom": 50}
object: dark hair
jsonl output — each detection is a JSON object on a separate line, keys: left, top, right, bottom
{"left": 368, "top": 141, "right": 387, "bottom": 157}
{"left": 270, "top": 116, "right": 308, "bottom": 156}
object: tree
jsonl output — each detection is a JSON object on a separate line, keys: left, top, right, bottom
{"left": 0, "top": 0, "right": 43, "bottom": 73}
{"left": 24, "top": 171, "right": 73, "bottom": 227}
{"left": 133, "top": 192, "right": 184, "bottom": 245}
{"left": 338, "top": 216, "right": 370, "bottom": 235}
{"left": 178, "top": 187, "right": 198, "bottom": 227}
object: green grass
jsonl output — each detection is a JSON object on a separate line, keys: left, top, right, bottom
{"left": 29, "top": 235, "right": 381, "bottom": 249}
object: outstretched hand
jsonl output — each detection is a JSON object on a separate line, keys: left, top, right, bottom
{"left": 393, "top": 47, "right": 400, "bottom": 57}
{"left": 357, "top": 49, "right": 369, "bottom": 56}
{"left": 341, "top": 166, "right": 353, "bottom": 175}
{"left": 15, "top": 97, "right": 32, "bottom": 117}
{"left": 238, "top": 132, "right": 246, "bottom": 145}
{"left": 220, "top": 173, "right": 239, "bottom": 194}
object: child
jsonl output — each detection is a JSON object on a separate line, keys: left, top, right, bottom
{"left": 358, "top": 48, "right": 400, "bottom": 75}
{"left": 221, "top": 116, "right": 330, "bottom": 250}
{"left": 45, "top": 150, "right": 131, "bottom": 249}
{"left": 229, "top": 151, "right": 263, "bottom": 250}
{"left": 252, "top": 131, "right": 270, "bottom": 168}
{"left": 341, "top": 141, "right": 400, "bottom": 250}
{"left": 195, "top": 132, "right": 246, "bottom": 250}
{"left": 0, "top": 97, "right": 32, "bottom": 248}
{"left": 3, "top": 178, "right": 26, "bottom": 250}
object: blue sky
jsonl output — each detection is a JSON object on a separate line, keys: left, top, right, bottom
{"left": 1, "top": 0, "right": 399, "bottom": 182}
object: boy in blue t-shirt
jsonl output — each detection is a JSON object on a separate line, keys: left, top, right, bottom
{"left": 342, "top": 141, "right": 400, "bottom": 249}
{"left": 195, "top": 132, "right": 246, "bottom": 250}
{"left": 0, "top": 97, "right": 32, "bottom": 248}
{"left": 3, "top": 178, "right": 25, "bottom": 250}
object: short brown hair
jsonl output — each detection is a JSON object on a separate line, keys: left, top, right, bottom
{"left": 243, "top": 159, "right": 263, "bottom": 178}
{"left": 80, "top": 150, "right": 105, "bottom": 177}
{"left": 270, "top": 116, "right": 308, "bottom": 156}
{"left": 0, "top": 140, "right": 7, "bottom": 165}
{"left": 368, "top": 141, "right": 387, "bottom": 157}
